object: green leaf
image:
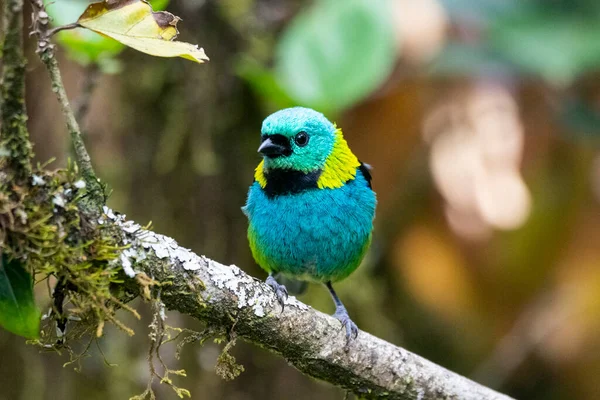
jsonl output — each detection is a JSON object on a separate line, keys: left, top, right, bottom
{"left": 432, "top": 1, "right": 600, "bottom": 82}
{"left": 429, "top": 43, "right": 511, "bottom": 77}
{"left": 235, "top": 57, "right": 296, "bottom": 110}
{"left": 46, "top": 0, "right": 180, "bottom": 67}
{"left": 490, "top": 14, "right": 600, "bottom": 84}
{"left": 46, "top": 0, "right": 126, "bottom": 65}
{"left": 148, "top": 0, "right": 170, "bottom": 11}
{"left": 0, "top": 254, "right": 40, "bottom": 339}
{"left": 439, "top": 0, "right": 520, "bottom": 23}
{"left": 275, "top": 0, "right": 397, "bottom": 114}
{"left": 560, "top": 97, "right": 600, "bottom": 137}
{"left": 76, "top": 0, "right": 208, "bottom": 64}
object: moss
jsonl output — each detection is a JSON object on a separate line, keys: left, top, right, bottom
{"left": 0, "top": 159, "right": 222, "bottom": 397}
{"left": 1, "top": 0, "right": 33, "bottom": 183}
{"left": 0, "top": 162, "right": 137, "bottom": 348}
{"left": 215, "top": 337, "right": 245, "bottom": 381}
{"left": 175, "top": 326, "right": 221, "bottom": 359}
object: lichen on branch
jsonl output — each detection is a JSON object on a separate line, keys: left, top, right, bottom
{"left": 98, "top": 207, "right": 513, "bottom": 400}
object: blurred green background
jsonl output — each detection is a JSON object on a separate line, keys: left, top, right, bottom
{"left": 2, "top": 0, "right": 600, "bottom": 399}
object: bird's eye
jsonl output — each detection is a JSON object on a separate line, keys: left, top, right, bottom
{"left": 294, "top": 131, "right": 309, "bottom": 147}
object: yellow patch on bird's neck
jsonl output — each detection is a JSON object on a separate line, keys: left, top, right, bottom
{"left": 317, "top": 128, "right": 360, "bottom": 189}
{"left": 254, "top": 160, "right": 267, "bottom": 188}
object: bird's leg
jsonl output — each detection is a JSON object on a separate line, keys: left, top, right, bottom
{"left": 266, "top": 273, "right": 288, "bottom": 310}
{"left": 325, "top": 282, "right": 358, "bottom": 340}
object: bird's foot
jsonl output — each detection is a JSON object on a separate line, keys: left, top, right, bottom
{"left": 333, "top": 308, "right": 359, "bottom": 341}
{"left": 266, "top": 275, "right": 288, "bottom": 311}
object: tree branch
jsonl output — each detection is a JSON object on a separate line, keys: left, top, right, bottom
{"left": 0, "top": 0, "right": 33, "bottom": 182}
{"left": 104, "top": 208, "right": 514, "bottom": 400}
{"left": 28, "top": 0, "right": 104, "bottom": 209}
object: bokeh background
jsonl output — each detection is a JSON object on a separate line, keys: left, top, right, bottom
{"left": 2, "top": 0, "right": 600, "bottom": 399}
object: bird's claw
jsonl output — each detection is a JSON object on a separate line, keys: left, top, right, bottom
{"left": 266, "top": 275, "right": 288, "bottom": 311}
{"left": 333, "top": 309, "right": 359, "bottom": 341}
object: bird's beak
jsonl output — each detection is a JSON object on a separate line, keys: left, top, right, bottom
{"left": 258, "top": 137, "right": 287, "bottom": 157}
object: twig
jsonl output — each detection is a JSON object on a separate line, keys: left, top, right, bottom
{"left": 28, "top": 0, "right": 104, "bottom": 209}
{"left": 47, "top": 22, "right": 81, "bottom": 37}
{"left": 0, "top": 0, "right": 34, "bottom": 182}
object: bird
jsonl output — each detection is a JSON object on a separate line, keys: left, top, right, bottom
{"left": 243, "top": 107, "right": 376, "bottom": 340}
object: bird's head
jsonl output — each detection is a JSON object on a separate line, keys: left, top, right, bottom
{"left": 258, "top": 107, "right": 336, "bottom": 172}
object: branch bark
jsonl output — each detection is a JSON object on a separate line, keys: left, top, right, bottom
{"left": 106, "top": 209, "right": 514, "bottom": 400}
{"left": 0, "top": 0, "right": 33, "bottom": 182}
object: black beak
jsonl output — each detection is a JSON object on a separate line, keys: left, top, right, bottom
{"left": 258, "top": 137, "right": 287, "bottom": 157}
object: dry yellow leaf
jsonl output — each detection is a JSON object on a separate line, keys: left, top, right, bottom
{"left": 77, "top": 0, "right": 208, "bottom": 63}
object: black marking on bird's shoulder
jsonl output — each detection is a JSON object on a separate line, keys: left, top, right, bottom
{"left": 358, "top": 161, "right": 373, "bottom": 189}
{"left": 263, "top": 169, "right": 321, "bottom": 197}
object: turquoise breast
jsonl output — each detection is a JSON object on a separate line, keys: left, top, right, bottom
{"left": 244, "top": 168, "right": 376, "bottom": 282}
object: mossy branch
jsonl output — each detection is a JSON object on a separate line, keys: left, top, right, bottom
{"left": 28, "top": 0, "right": 104, "bottom": 210}
{"left": 1, "top": 167, "right": 514, "bottom": 399}
{"left": 99, "top": 210, "right": 514, "bottom": 400}
{"left": 0, "top": 0, "right": 34, "bottom": 182}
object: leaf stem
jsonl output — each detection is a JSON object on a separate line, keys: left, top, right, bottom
{"left": 47, "top": 22, "right": 81, "bottom": 37}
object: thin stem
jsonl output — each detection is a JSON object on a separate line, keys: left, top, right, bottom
{"left": 47, "top": 22, "right": 81, "bottom": 37}
{"left": 28, "top": 0, "right": 104, "bottom": 209}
